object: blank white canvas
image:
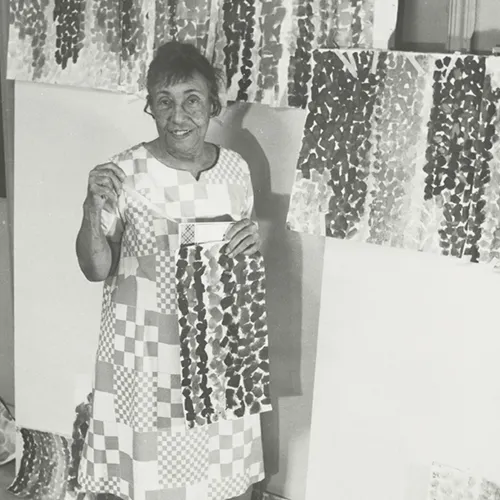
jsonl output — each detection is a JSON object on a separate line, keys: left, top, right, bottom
{"left": 306, "top": 237, "right": 500, "bottom": 500}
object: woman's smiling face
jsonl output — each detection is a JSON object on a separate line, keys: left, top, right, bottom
{"left": 149, "top": 71, "right": 212, "bottom": 160}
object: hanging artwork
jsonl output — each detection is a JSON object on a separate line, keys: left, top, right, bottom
{"left": 6, "top": 0, "right": 396, "bottom": 108}
{"left": 287, "top": 50, "right": 500, "bottom": 265}
{"left": 7, "top": 397, "right": 95, "bottom": 500}
{"left": 427, "top": 462, "right": 500, "bottom": 500}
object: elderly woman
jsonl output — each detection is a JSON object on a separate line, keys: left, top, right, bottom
{"left": 76, "top": 41, "right": 268, "bottom": 500}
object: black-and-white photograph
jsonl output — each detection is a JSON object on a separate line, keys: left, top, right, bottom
{"left": 1, "top": 1, "right": 500, "bottom": 500}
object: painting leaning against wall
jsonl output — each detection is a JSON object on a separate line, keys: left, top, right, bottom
{"left": 286, "top": 49, "right": 500, "bottom": 266}
{"left": 7, "top": 0, "right": 389, "bottom": 108}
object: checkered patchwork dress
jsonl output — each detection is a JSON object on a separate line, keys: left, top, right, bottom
{"left": 78, "top": 144, "right": 266, "bottom": 500}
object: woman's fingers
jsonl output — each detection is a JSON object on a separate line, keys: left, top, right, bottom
{"left": 224, "top": 219, "right": 250, "bottom": 241}
{"left": 90, "top": 167, "right": 123, "bottom": 196}
{"left": 91, "top": 185, "right": 118, "bottom": 204}
{"left": 87, "top": 162, "right": 126, "bottom": 207}
{"left": 225, "top": 220, "right": 261, "bottom": 257}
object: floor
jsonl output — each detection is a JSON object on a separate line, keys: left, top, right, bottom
{"left": 0, "top": 461, "right": 15, "bottom": 500}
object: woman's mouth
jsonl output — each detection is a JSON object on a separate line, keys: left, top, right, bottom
{"left": 169, "top": 129, "right": 192, "bottom": 139}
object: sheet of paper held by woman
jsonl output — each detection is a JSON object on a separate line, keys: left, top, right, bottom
{"left": 75, "top": 41, "right": 272, "bottom": 500}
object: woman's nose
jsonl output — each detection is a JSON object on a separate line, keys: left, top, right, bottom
{"left": 169, "top": 103, "right": 187, "bottom": 123}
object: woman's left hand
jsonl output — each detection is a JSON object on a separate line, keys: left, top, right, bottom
{"left": 224, "top": 219, "right": 261, "bottom": 257}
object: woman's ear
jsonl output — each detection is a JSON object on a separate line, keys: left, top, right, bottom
{"left": 143, "top": 95, "right": 154, "bottom": 118}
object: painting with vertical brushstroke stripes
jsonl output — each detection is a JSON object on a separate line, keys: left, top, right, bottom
{"left": 8, "top": 399, "right": 94, "bottom": 500}
{"left": 286, "top": 50, "right": 500, "bottom": 265}
{"left": 176, "top": 243, "right": 271, "bottom": 428}
{"left": 7, "top": 0, "right": 397, "bottom": 108}
{"left": 8, "top": 428, "right": 73, "bottom": 500}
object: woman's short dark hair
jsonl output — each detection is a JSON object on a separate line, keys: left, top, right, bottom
{"left": 146, "top": 41, "right": 222, "bottom": 117}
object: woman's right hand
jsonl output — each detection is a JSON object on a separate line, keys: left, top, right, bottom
{"left": 85, "top": 162, "right": 126, "bottom": 211}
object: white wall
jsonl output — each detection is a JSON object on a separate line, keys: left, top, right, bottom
{"left": 473, "top": 0, "right": 500, "bottom": 52}
{"left": 14, "top": 81, "right": 157, "bottom": 432}
{"left": 15, "top": 83, "right": 321, "bottom": 499}
{"left": 306, "top": 238, "right": 500, "bottom": 500}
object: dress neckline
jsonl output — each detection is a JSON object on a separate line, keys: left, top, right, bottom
{"left": 140, "top": 142, "right": 221, "bottom": 182}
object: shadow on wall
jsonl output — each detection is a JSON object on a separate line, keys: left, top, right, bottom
{"left": 209, "top": 102, "right": 305, "bottom": 479}
{"left": 471, "top": 29, "right": 500, "bottom": 54}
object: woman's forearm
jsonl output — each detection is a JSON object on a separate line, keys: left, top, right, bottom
{"left": 76, "top": 201, "right": 113, "bottom": 282}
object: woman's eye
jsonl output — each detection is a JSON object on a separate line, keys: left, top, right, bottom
{"left": 158, "top": 99, "right": 171, "bottom": 107}
{"left": 187, "top": 96, "right": 200, "bottom": 105}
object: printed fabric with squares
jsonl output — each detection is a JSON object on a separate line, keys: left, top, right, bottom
{"left": 78, "top": 144, "right": 267, "bottom": 500}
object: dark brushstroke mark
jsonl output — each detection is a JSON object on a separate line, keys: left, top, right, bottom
{"left": 350, "top": 0, "right": 363, "bottom": 47}
{"left": 288, "top": 0, "right": 315, "bottom": 108}
{"left": 424, "top": 56, "right": 485, "bottom": 258}
{"left": 236, "top": 0, "right": 256, "bottom": 101}
{"left": 463, "top": 80, "right": 500, "bottom": 262}
{"left": 256, "top": 0, "right": 286, "bottom": 102}
{"left": 9, "top": 0, "right": 50, "bottom": 79}
{"left": 222, "top": 0, "right": 242, "bottom": 89}
{"left": 53, "top": 0, "right": 86, "bottom": 69}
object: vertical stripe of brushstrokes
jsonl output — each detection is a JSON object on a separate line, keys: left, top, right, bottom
{"left": 175, "top": 0, "right": 211, "bottom": 50}
{"left": 120, "top": 0, "right": 155, "bottom": 93}
{"left": 462, "top": 76, "right": 497, "bottom": 262}
{"left": 288, "top": 0, "right": 315, "bottom": 108}
{"left": 256, "top": 0, "right": 286, "bottom": 103}
{"left": 218, "top": 250, "right": 271, "bottom": 417}
{"left": 192, "top": 245, "right": 211, "bottom": 426}
{"left": 236, "top": 0, "right": 256, "bottom": 101}
{"left": 8, "top": 428, "right": 71, "bottom": 500}
{"left": 154, "top": 0, "right": 176, "bottom": 48}
{"left": 222, "top": 0, "right": 241, "bottom": 90}
{"left": 121, "top": 0, "right": 145, "bottom": 61}
{"left": 365, "top": 53, "right": 429, "bottom": 247}
{"left": 334, "top": 0, "right": 373, "bottom": 48}
{"left": 423, "top": 56, "right": 485, "bottom": 258}
{"left": 317, "top": 0, "right": 337, "bottom": 47}
{"left": 92, "top": 0, "right": 121, "bottom": 52}
{"left": 204, "top": 244, "right": 229, "bottom": 419}
{"left": 463, "top": 59, "right": 500, "bottom": 264}
{"left": 53, "top": 0, "right": 86, "bottom": 69}
{"left": 9, "top": 0, "right": 50, "bottom": 79}
{"left": 177, "top": 245, "right": 213, "bottom": 428}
